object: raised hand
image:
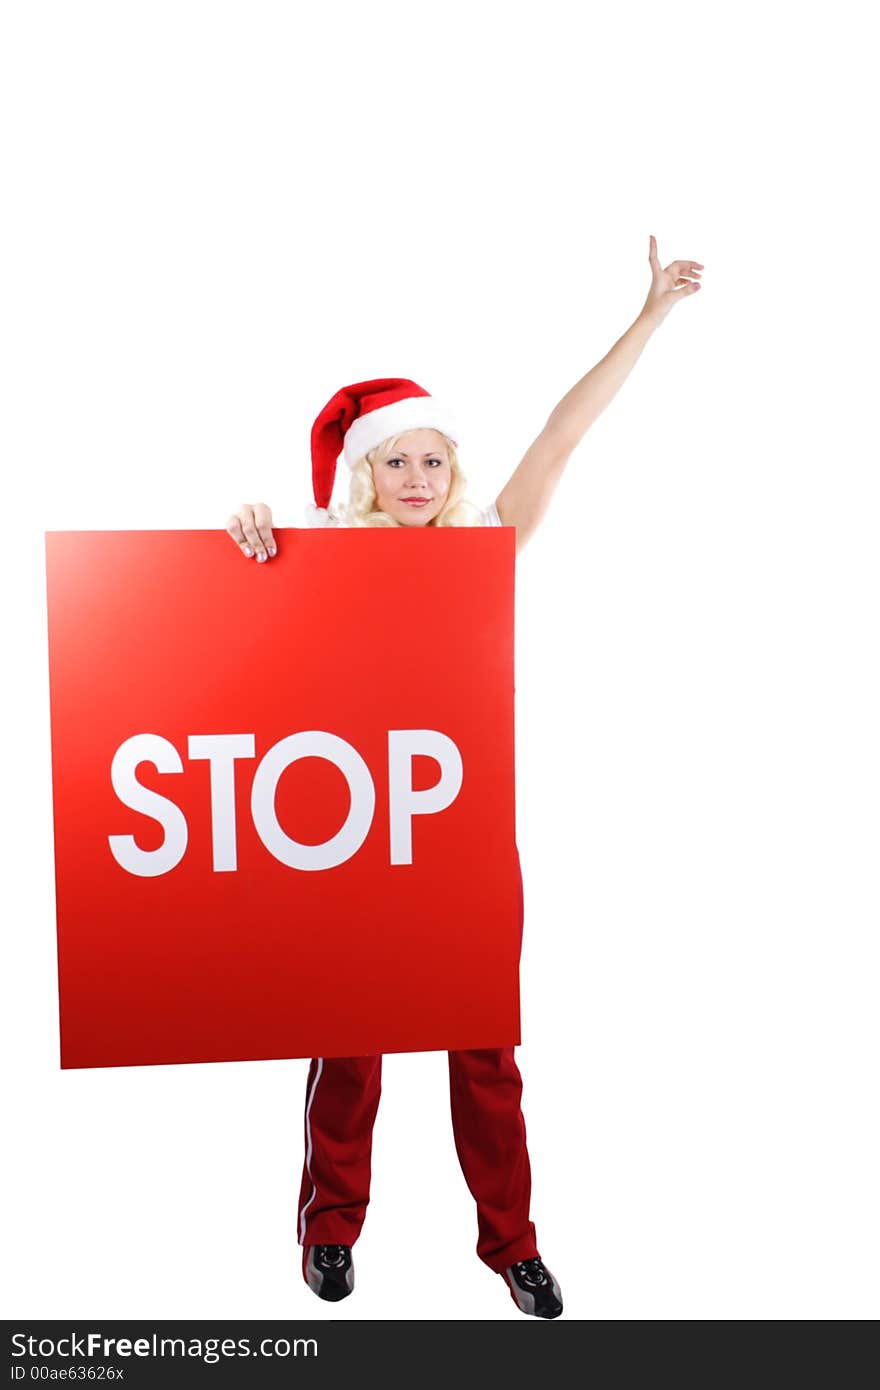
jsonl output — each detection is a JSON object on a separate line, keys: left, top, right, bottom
{"left": 641, "top": 235, "right": 703, "bottom": 324}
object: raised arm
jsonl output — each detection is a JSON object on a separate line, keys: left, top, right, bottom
{"left": 495, "top": 236, "right": 703, "bottom": 552}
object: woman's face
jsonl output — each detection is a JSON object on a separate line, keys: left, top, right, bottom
{"left": 370, "top": 428, "right": 452, "bottom": 526}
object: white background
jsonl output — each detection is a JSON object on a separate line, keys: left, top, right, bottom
{"left": 1, "top": 0, "right": 877, "bottom": 1321}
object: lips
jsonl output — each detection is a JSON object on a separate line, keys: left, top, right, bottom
{"left": 402, "top": 498, "right": 430, "bottom": 506}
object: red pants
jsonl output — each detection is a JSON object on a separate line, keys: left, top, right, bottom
{"left": 295, "top": 851, "right": 541, "bottom": 1274}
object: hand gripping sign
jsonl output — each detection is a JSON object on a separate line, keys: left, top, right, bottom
{"left": 45, "top": 526, "right": 520, "bottom": 1068}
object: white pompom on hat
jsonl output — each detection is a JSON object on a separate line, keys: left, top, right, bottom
{"left": 305, "top": 378, "right": 459, "bottom": 527}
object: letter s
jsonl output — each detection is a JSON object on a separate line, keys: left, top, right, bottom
{"left": 107, "top": 734, "right": 188, "bottom": 877}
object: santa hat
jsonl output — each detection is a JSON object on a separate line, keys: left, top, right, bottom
{"left": 305, "top": 378, "right": 459, "bottom": 527}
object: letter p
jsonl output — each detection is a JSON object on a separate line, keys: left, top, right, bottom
{"left": 387, "top": 730, "right": 463, "bottom": 864}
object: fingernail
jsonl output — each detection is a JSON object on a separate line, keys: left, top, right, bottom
{"left": 243, "top": 546, "right": 253, "bottom": 557}
{"left": 257, "top": 551, "right": 266, "bottom": 563}
{"left": 268, "top": 546, "right": 276, "bottom": 557}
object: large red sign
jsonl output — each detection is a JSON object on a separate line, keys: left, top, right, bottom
{"left": 45, "top": 527, "right": 520, "bottom": 1069}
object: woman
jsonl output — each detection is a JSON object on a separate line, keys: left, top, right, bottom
{"left": 226, "top": 236, "right": 703, "bottom": 1318}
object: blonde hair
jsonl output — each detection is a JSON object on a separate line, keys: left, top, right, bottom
{"left": 326, "top": 432, "right": 484, "bottom": 528}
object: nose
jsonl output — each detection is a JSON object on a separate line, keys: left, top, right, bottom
{"left": 404, "top": 461, "right": 431, "bottom": 490}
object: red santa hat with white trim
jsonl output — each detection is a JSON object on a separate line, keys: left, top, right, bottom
{"left": 305, "top": 377, "right": 459, "bottom": 526}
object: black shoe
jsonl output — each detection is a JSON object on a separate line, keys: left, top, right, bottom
{"left": 503, "top": 1257, "right": 563, "bottom": 1318}
{"left": 303, "top": 1244, "right": 354, "bottom": 1301}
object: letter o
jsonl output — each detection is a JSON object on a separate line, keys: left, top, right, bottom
{"left": 250, "top": 732, "right": 375, "bottom": 870}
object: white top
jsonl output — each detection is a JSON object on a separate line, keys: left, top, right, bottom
{"left": 480, "top": 500, "right": 503, "bottom": 527}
